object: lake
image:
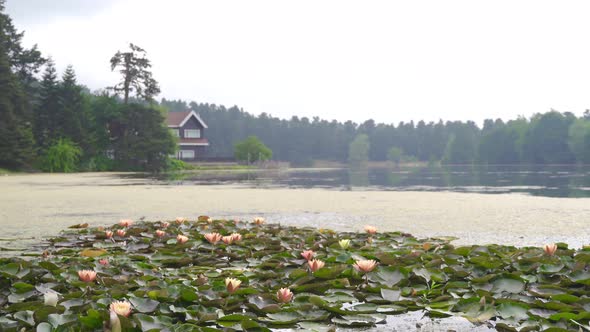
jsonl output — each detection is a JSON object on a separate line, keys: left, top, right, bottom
{"left": 1, "top": 166, "right": 590, "bottom": 255}
{"left": 143, "top": 164, "right": 590, "bottom": 198}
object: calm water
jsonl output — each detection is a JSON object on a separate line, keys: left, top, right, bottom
{"left": 147, "top": 165, "right": 590, "bottom": 198}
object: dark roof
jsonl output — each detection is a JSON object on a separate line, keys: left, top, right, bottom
{"left": 167, "top": 111, "right": 191, "bottom": 126}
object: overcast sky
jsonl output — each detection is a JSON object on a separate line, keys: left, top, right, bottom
{"left": 6, "top": 0, "right": 590, "bottom": 125}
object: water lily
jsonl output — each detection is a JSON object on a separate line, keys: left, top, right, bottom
{"left": 308, "top": 259, "right": 325, "bottom": 272}
{"left": 204, "top": 232, "right": 222, "bottom": 244}
{"left": 44, "top": 292, "right": 58, "bottom": 306}
{"left": 544, "top": 243, "right": 558, "bottom": 256}
{"left": 230, "top": 232, "right": 242, "bottom": 242}
{"left": 253, "top": 217, "right": 265, "bottom": 225}
{"left": 116, "top": 229, "right": 126, "bottom": 237}
{"left": 353, "top": 259, "right": 378, "bottom": 273}
{"left": 339, "top": 239, "right": 351, "bottom": 249}
{"left": 364, "top": 225, "right": 377, "bottom": 235}
{"left": 222, "top": 235, "right": 233, "bottom": 245}
{"left": 161, "top": 221, "right": 170, "bottom": 228}
{"left": 105, "top": 230, "right": 113, "bottom": 238}
{"left": 98, "top": 259, "right": 109, "bottom": 266}
{"left": 78, "top": 269, "right": 97, "bottom": 282}
{"left": 110, "top": 300, "right": 132, "bottom": 317}
{"left": 118, "top": 219, "right": 133, "bottom": 227}
{"left": 155, "top": 230, "right": 166, "bottom": 237}
{"left": 277, "top": 288, "right": 293, "bottom": 303}
{"left": 301, "top": 250, "right": 315, "bottom": 261}
{"left": 225, "top": 277, "right": 242, "bottom": 293}
{"left": 175, "top": 217, "right": 186, "bottom": 225}
{"left": 177, "top": 234, "right": 189, "bottom": 244}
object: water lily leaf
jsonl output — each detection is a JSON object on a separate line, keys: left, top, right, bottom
{"left": 36, "top": 322, "right": 52, "bottom": 332}
{"left": 314, "top": 266, "right": 346, "bottom": 279}
{"left": 217, "top": 314, "right": 253, "bottom": 322}
{"left": 376, "top": 304, "right": 406, "bottom": 314}
{"left": 130, "top": 297, "right": 160, "bottom": 313}
{"left": 469, "top": 256, "right": 503, "bottom": 269}
{"left": 14, "top": 310, "right": 35, "bottom": 326}
{"left": 80, "top": 248, "right": 107, "bottom": 257}
{"left": 497, "top": 302, "right": 529, "bottom": 321}
{"left": 260, "top": 312, "right": 301, "bottom": 324}
{"left": 47, "top": 313, "right": 77, "bottom": 327}
{"left": 548, "top": 312, "right": 578, "bottom": 321}
{"left": 550, "top": 293, "right": 580, "bottom": 304}
{"left": 538, "top": 263, "right": 565, "bottom": 274}
{"left": 134, "top": 314, "right": 173, "bottom": 331}
{"left": 369, "top": 267, "right": 405, "bottom": 287}
{"left": 462, "top": 306, "right": 496, "bottom": 323}
{"left": 380, "top": 288, "right": 400, "bottom": 302}
{"left": 0, "top": 263, "right": 20, "bottom": 277}
{"left": 331, "top": 314, "right": 376, "bottom": 327}
{"left": 12, "top": 282, "right": 35, "bottom": 293}
{"left": 78, "top": 309, "right": 103, "bottom": 329}
{"left": 492, "top": 278, "right": 525, "bottom": 294}
{"left": 297, "top": 321, "right": 336, "bottom": 332}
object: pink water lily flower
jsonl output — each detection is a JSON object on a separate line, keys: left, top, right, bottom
{"left": 364, "top": 225, "right": 377, "bottom": 235}
{"left": 353, "top": 259, "right": 378, "bottom": 273}
{"left": 222, "top": 235, "right": 233, "bottom": 245}
{"left": 544, "top": 243, "right": 558, "bottom": 256}
{"left": 177, "top": 234, "right": 189, "bottom": 244}
{"left": 119, "top": 219, "right": 133, "bottom": 227}
{"left": 155, "top": 230, "right": 166, "bottom": 238}
{"left": 78, "top": 270, "right": 97, "bottom": 282}
{"left": 301, "top": 250, "right": 315, "bottom": 261}
{"left": 175, "top": 217, "right": 187, "bottom": 225}
{"left": 116, "top": 229, "right": 126, "bottom": 237}
{"left": 277, "top": 288, "right": 293, "bottom": 303}
{"left": 161, "top": 221, "right": 170, "bottom": 228}
{"left": 253, "top": 217, "right": 265, "bottom": 225}
{"left": 308, "top": 259, "right": 325, "bottom": 272}
{"left": 105, "top": 230, "right": 113, "bottom": 238}
{"left": 110, "top": 300, "right": 132, "bottom": 317}
{"left": 204, "top": 232, "right": 222, "bottom": 244}
{"left": 230, "top": 233, "right": 242, "bottom": 242}
{"left": 98, "top": 259, "right": 109, "bottom": 266}
{"left": 225, "top": 277, "right": 242, "bottom": 293}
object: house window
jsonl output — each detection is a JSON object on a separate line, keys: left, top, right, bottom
{"left": 170, "top": 129, "right": 180, "bottom": 137}
{"left": 184, "top": 129, "right": 201, "bottom": 138}
{"left": 179, "top": 150, "right": 195, "bottom": 159}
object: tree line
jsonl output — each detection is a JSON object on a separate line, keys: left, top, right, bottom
{"left": 162, "top": 99, "right": 590, "bottom": 166}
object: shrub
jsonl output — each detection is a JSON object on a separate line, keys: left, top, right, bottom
{"left": 42, "top": 139, "right": 82, "bottom": 173}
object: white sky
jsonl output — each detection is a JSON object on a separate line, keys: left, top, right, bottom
{"left": 6, "top": 0, "right": 590, "bottom": 125}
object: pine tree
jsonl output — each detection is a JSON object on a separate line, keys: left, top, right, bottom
{"left": 0, "top": 29, "right": 34, "bottom": 169}
{"left": 34, "top": 59, "right": 60, "bottom": 149}
{"left": 58, "top": 66, "right": 88, "bottom": 147}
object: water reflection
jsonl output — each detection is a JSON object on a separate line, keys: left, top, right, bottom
{"left": 138, "top": 165, "right": 590, "bottom": 198}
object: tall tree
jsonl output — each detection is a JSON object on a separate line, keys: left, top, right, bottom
{"left": 0, "top": 27, "right": 34, "bottom": 169}
{"left": 34, "top": 59, "right": 60, "bottom": 148}
{"left": 58, "top": 65, "right": 92, "bottom": 153}
{"left": 110, "top": 43, "right": 160, "bottom": 104}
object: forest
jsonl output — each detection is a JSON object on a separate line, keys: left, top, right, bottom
{"left": 1, "top": 0, "right": 590, "bottom": 172}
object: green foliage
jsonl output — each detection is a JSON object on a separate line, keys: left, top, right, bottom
{"left": 387, "top": 147, "right": 403, "bottom": 164}
{"left": 42, "top": 139, "right": 82, "bottom": 172}
{"left": 442, "top": 124, "right": 478, "bottom": 164}
{"left": 523, "top": 111, "right": 575, "bottom": 164}
{"left": 234, "top": 136, "right": 272, "bottom": 163}
{"left": 166, "top": 158, "right": 193, "bottom": 171}
{"left": 348, "top": 134, "right": 370, "bottom": 167}
{"left": 568, "top": 119, "right": 590, "bottom": 164}
{"left": 110, "top": 103, "right": 177, "bottom": 172}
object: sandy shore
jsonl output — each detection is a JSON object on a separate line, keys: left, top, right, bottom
{"left": 1, "top": 172, "right": 590, "bottom": 248}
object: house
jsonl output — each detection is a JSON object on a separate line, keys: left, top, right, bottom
{"left": 166, "top": 110, "right": 209, "bottom": 161}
